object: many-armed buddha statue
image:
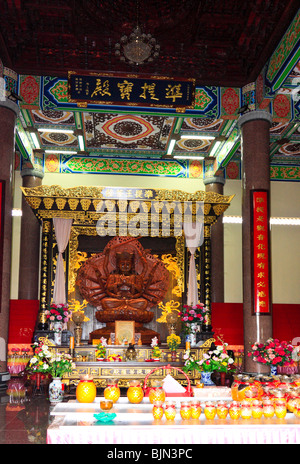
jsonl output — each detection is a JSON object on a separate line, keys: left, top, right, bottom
{"left": 76, "top": 236, "right": 170, "bottom": 343}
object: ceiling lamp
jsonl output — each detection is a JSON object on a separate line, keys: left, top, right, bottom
{"left": 115, "top": 2, "right": 160, "bottom": 66}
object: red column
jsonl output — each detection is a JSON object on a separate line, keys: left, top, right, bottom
{"left": 238, "top": 110, "right": 273, "bottom": 373}
{"left": 0, "top": 99, "right": 19, "bottom": 372}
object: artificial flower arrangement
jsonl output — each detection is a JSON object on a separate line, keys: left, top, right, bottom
{"left": 27, "top": 338, "right": 75, "bottom": 377}
{"left": 183, "top": 339, "right": 235, "bottom": 373}
{"left": 27, "top": 340, "right": 53, "bottom": 374}
{"left": 166, "top": 334, "right": 181, "bottom": 351}
{"left": 248, "top": 338, "right": 294, "bottom": 367}
{"left": 95, "top": 338, "right": 107, "bottom": 360}
{"left": 47, "top": 352, "right": 75, "bottom": 378}
{"left": 151, "top": 336, "right": 163, "bottom": 360}
{"left": 179, "top": 303, "right": 207, "bottom": 334}
{"left": 45, "top": 303, "right": 72, "bottom": 328}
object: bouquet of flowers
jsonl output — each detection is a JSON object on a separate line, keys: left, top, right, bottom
{"left": 179, "top": 303, "right": 207, "bottom": 334}
{"left": 248, "top": 338, "right": 294, "bottom": 367}
{"left": 27, "top": 340, "right": 53, "bottom": 374}
{"left": 166, "top": 334, "right": 181, "bottom": 351}
{"left": 45, "top": 303, "right": 72, "bottom": 326}
{"left": 198, "top": 344, "right": 235, "bottom": 372}
{"left": 95, "top": 338, "right": 107, "bottom": 360}
{"left": 47, "top": 352, "right": 75, "bottom": 378}
{"left": 27, "top": 339, "right": 75, "bottom": 378}
{"left": 182, "top": 350, "right": 201, "bottom": 373}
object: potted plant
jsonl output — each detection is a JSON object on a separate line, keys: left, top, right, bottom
{"left": 183, "top": 341, "right": 235, "bottom": 386}
{"left": 47, "top": 351, "right": 75, "bottom": 404}
{"left": 95, "top": 338, "right": 107, "bottom": 361}
{"left": 248, "top": 338, "right": 294, "bottom": 375}
{"left": 26, "top": 341, "right": 53, "bottom": 393}
{"left": 151, "top": 337, "right": 163, "bottom": 361}
{"left": 166, "top": 334, "right": 181, "bottom": 361}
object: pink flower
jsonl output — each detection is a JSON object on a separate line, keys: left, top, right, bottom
{"left": 57, "top": 315, "right": 63, "bottom": 321}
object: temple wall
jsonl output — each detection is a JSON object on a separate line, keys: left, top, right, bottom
{"left": 10, "top": 172, "right": 300, "bottom": 306}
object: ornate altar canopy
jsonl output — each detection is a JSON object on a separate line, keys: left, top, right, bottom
{"left": 21, "top": 184, "right": 234, "bottom": 342}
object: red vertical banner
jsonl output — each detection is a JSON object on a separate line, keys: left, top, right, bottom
{"left": 252, "top": 190, "right": 271, "bottom": 314}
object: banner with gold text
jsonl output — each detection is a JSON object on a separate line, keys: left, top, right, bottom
{"left": 252, "top": 190, "right": 271, "bottom": 314}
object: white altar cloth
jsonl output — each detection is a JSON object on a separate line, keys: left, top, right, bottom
{"left": 47, "top": 397, "right": 300, "bottom": 445}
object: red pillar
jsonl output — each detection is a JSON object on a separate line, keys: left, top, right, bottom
{"left": 0, "top": 98, "right": 19, "bottom": 372}
{"left": 238, "top": 110, "right": 273, "bottom": 373}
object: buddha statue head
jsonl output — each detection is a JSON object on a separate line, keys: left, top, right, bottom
{"left": 115, "top": 251, "right": 135, "bottom": 275}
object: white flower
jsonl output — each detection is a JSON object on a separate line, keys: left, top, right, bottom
{"left": 228, "top": 358, "right": 234, "bottom": 364}
{"left": 30, "top": 357, "right": 38, "bottom": 364}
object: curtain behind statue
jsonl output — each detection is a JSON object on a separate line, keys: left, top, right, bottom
{"left": 184, "top": 222, "right": 203, "bottom": 306}
{"left": 52, "top": 217, "right": 73, "bottom": 304}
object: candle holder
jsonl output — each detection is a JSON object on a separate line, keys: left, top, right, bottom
{"left": 72, "top": 311, "right": 85, "bottom": 346}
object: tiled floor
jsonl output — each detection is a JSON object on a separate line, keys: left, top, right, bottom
{"left": 0, "top": 378, "right": 77, "bottom": 444}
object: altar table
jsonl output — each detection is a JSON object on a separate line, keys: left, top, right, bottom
{"left": 47, "top": 397, "right": 300, "bottom": 445}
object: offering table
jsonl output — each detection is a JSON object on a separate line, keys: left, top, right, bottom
{"left": 49, "top": 344, "right": 210, "bottom": 388}
{"left": 47, "top": 396, "right": 300, "bottom": 445}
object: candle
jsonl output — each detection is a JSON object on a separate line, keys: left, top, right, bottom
{"left": 69, "top": 336, "right": 74, "bottom": 349}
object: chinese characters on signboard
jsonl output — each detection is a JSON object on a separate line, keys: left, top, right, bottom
{"left": 68, "top": 71, "right": 195, "bottom": 109}
{"left": 252, "top": 190, "right": 270, "bottom": 314}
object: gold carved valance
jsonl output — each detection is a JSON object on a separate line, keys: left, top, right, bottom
{"left": 21, "top": 185, "right": 234, "bottom": 236}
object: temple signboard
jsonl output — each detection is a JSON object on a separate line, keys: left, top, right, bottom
{"left": 68, "top": 71, "right": 195, "bottom": 109}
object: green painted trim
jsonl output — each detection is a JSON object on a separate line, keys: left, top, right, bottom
{"left": 272, "top": 48, "right": 300, "bottom": 93}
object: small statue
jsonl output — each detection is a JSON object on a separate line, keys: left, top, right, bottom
{"left": 124, "top": 343, "right": 137, "bottom": 361}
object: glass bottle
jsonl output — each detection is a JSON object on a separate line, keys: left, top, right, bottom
{"left": 228, "top": 401, "right": 240, "bottom": 420}
{"left": 104, "top": 379, "right": 121, "bottom": 403}
{"left": 165, "top": 401, "right": 177, "bottom": 421}
{"left": 180, "top": 401, "right": 192, "bottom": 420}
{"left": 204, "top": 401, "right": 216, "bottom": 420}
{"left": 263, "top": 398, "right": 275, "bottom": 418}
{"left": 152, "top": 401, "right": 164, "bottom": 420}
{"left": 252, "top": 399, "right": 263, "bottom": 419}
{"left": 148, "top": 380, "right": 166, "bottom": 404}
{"left": 216, "top": 401, "right": 228, "bottom": 419}
{"left": 240, "top": 400, "right": 252, "bottom": 419}
{"left": 190, "top": 400, "right": 201, "bottom": 419}
{"left": 76, "top": 375, "right": 97, "bottom": 403}
{"left": 127, "top": 380, "right": 144, "bottom": 404}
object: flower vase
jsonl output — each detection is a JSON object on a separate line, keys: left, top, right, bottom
{"left": 171, "top": 351, "right": 177, "bottom": 362}
{"left": 270, "top": 365, "right": 278, "bottom": 376}
{"left": 53, "top": 321, "right": 63, "bottom": 345}
{"left": 220, "top": 371, "right": 226, "bottom": 386}
{"left": 190, "top": 323, "right": 198, "bottom": 347}
{"left": 49, "top": 377, "right": 63, "bottom": 404}
{"left": 201, "top": 371, "right": 215, "bottom": 386}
